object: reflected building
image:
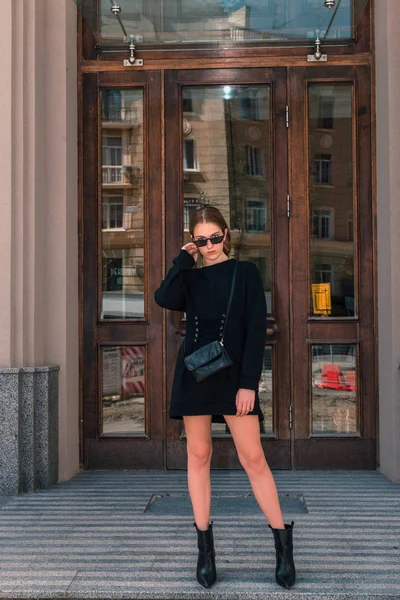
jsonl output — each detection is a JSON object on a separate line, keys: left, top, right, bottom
{"left": 309, "top": 85, "right": 354, "bottom": 316}
{"left": 101, "top": 89, "right": 145, "bottom": 319}
{"left": 99, "top": 0, "right": 353, "bottom": 46}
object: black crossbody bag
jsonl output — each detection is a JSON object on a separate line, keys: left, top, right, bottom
{"left": 182, "top": 262, "right": 237, "bottom": 383}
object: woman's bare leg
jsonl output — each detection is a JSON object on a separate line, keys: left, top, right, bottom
{"left": 183, "top": 415, "right": 213, "bottom": 531}
{"left": 224, "top": 414, "right": 285, "bottom": 529}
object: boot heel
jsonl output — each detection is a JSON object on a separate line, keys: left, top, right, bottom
{"left": 193, "top": 521, "right": 217, "bottom": 588}
{"left": 268, "top": 520, "right": 296, "bottom": 589}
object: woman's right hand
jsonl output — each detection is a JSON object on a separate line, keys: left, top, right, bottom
{"left": 181, "top": 242, "right": 199, "bottom": 263}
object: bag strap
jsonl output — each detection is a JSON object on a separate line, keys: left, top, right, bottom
{"left": 220, "top": 261, "right": 237, "bottom": 344}
{"left": 182, "top": 260, "right": 238, "bottom": 354}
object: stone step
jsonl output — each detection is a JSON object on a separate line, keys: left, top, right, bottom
{"left": 0, "top": 470, "right": 398, "bottom": 598}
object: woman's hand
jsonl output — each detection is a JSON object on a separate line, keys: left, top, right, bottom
{"left": 235, "top": 388, "right": 255, "bottom": 416}
{"left": 181, "top": 241, "right": 199, "bottom": 263}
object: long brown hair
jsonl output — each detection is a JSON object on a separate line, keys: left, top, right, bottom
{"left": 189, "top": 206, "right": 231, "bottom": 256}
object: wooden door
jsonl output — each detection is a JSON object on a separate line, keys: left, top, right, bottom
{"left": 289, "top": 66, "right": 376, "bottom": 468}
{"left": 81, "top": 71, "right": 164, "bottom": 468}
{"left": 80, "top": 65, "right": 376, "bottom": 471}
{"left": 164, "top": 68, "right": 291, "bottom": 469}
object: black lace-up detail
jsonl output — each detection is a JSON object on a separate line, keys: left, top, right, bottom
{"left": 192, "top": 315, "right": 226, "bottom": 345}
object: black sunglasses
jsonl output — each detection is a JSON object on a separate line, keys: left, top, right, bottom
{"left": 192, "top": 234, "right": 225, "bottom": 248}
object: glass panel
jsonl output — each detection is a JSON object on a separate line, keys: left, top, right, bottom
{"left": 91, "top": 0, "right": 367, "bottom": 48}
{"left": 210, "top": 346, "right": 273, "bottom": 435}
{"left": 308, "top": 84, "right": 355, "bottom": 317}
{"left": 311, "top": 344, "right": 357, "bottom": 434}
{"left": 101, "top": 89, "right": 145, "bottom": 319}
{"left": 182, "top": 85, "right": 272, "bottom": 316}
{"left": 258, "top": 346, "right": 273, "bottom": 434}
{"left": 102, "top": 346, "right": 146, "bottom": 435}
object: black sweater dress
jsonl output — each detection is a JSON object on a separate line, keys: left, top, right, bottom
{"left": 154, "top": 249, "right": 267, "bottom": 423}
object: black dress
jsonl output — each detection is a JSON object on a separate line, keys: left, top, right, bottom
{"left": 154, "top": 249, "right": 267, "bottom": 423}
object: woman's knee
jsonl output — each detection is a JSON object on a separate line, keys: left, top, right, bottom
{"left": 238, "top": 448, "right": 267, "bottom": 476}
{"left": 187, "top": 443, "right": 213, "bottom": 468}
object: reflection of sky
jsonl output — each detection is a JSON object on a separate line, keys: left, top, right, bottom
{"left": 224, "top": 0, "right": 350, "bottom": 33}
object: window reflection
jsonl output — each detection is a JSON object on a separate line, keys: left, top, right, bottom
{"left": 181, "top": 85, "right": 272, "bottom": 316}
{"left": 99, "top": 0, "right": 358, "bottom": 46}
{"left": 100, "top": 88, "right": 145, "bottom": 320}
{"left": 309, "top": 84, "right": 355, "bottom": 317}
{"left": 102, "top": 346, "right": 146, "bottom": 435}
{"left": 311, "top": 344, "right": 358, "bottom": 434}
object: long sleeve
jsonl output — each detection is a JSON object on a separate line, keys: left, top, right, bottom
{"left": 154, "top": 249, "right": 195, "bottom": 311}
{"left": 239, "top": 262, "right": 267, "bottom": 391}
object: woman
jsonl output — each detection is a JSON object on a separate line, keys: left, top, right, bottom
{"left": 154, "top": 206, "right": 296, "bottom": 590}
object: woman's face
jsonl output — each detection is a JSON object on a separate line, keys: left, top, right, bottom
{"left": 191, "top": 222, "right": 227, "bottom": 263}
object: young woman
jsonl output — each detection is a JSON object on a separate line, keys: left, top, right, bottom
{"left": 154, "top": 206, "right": 296, "bottom": 590}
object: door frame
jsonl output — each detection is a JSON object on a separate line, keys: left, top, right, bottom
{"left": 289, "top": 65, "right": 376, "bottom": 468}
{"left": 79, "top": 64, "right": 377, "bottom": 470}
{"left": 81, "top": 70, "right": 165, "bottom": 469}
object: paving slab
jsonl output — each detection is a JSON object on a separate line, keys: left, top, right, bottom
{"left": 0, "top": 470, "right": 399, "bottom": 599}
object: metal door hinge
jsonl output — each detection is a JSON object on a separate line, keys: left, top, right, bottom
{"left": 285, "top": 105, "right": 289, "bottom": 128}
{"left": 289, "top": 405, "right": 293, "bottom": 429}
{"left": 123, "top": 35, "right": 144, "bottom": 67}
{"left": 286, "top": 194, "right": 290, "bottom": 218}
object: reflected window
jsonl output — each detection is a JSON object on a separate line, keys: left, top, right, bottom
{"left": 317, "top": 97, "right": 335, "bottom": 129}
{"left": 241, "top": 96, "right": 261, "bottom": 120}
{"left": 313, "top": 262, "right": 333, "bottom": 285}
{"left": 102, "top": 345, "right": 146, "bottom": 435}
{"left": 313, "top": 153, "right": 332, "bottom": 185}
{"left": 102, "top": 90, "right": 122, "bottom": 122}
{"left": 102, "top": 196, "right": 123, "bottom": 229}
{"left": 312, "top": 208, "right": 333, "bottom": 240}
{"left": 311, "top": 344, "right": 358, "bottom": 435}
{"left": 347, "top": 211, "right": 353, "bottom": 241}
{"left": 309, "top": 84, "right": 355, "bottom": 317}
{"left": 102, "top": 136, "right": 123, "bottom": 183}
{"left": 183, "top": 139, "right": 199, "bottom": 171}
{"left": 101, "top": 88, "right": 144, "bottom": 320}
{"left": 246, "top": 200, "right": 267, "bottom": 233}
{"left": 245, "top": 145, "right": 264, "bottom": 177}
{"left": 183, "top": 97, "right": 193, "bottom": 112}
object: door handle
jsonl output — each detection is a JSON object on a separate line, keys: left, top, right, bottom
{"left": 267, "top": 323, "right": 279, "bottom": 336}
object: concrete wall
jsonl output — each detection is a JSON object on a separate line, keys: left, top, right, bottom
{"left": 375, "top": 0, "right": 400, "bottom": 482}
{"left": 0, "top": 0, "right": 79, "bottom": 482}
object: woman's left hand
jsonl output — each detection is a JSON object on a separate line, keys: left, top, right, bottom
{"left": 235, "top": 388, "right": 255, "bottom": 416}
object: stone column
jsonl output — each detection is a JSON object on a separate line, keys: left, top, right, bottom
{"left": 0, "top": 0, "right": 79, "bottom": 493}
{"left": 375, "top": 0, "right": 400, "bottom": 482}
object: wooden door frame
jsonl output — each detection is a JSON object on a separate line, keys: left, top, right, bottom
{"left": 80, "top": 70, "right": 165, "bottom": 469}
{"left": 164, "top": 67, "right": 291, "bottom": 469}
{"left": 289, "top": 64, "right": 376, "bottom": 468}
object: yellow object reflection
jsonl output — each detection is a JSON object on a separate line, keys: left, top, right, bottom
{"left": 312, "top": 283, "right": 332, "bottom": 316}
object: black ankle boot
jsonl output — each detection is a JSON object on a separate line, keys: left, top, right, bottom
{"left": 268, "top": 520, "right": 296, "bottom": 589}
{"left": 193, "top": 521, "right": 217, "bottom": 588}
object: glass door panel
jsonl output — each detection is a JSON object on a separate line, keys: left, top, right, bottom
{"left": 181, "top": 84, "right": 273, "bottom": 315}
{"left": 100, "top": 88, "right": 145, "bottom": 320}
{"left": 165, "top": 68, "right": 290, "bottom": 469}
{"left": 290, "top": 65, "right": 376, "bottom": 469}
{"left": 82, "top": 71, "right": 164, "bottom": 469}
{"left": 308, "top": 83, "right": 355, "bottom": 317}
{"left": 94, "top": 0, "right": 368, "bottom": 47}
